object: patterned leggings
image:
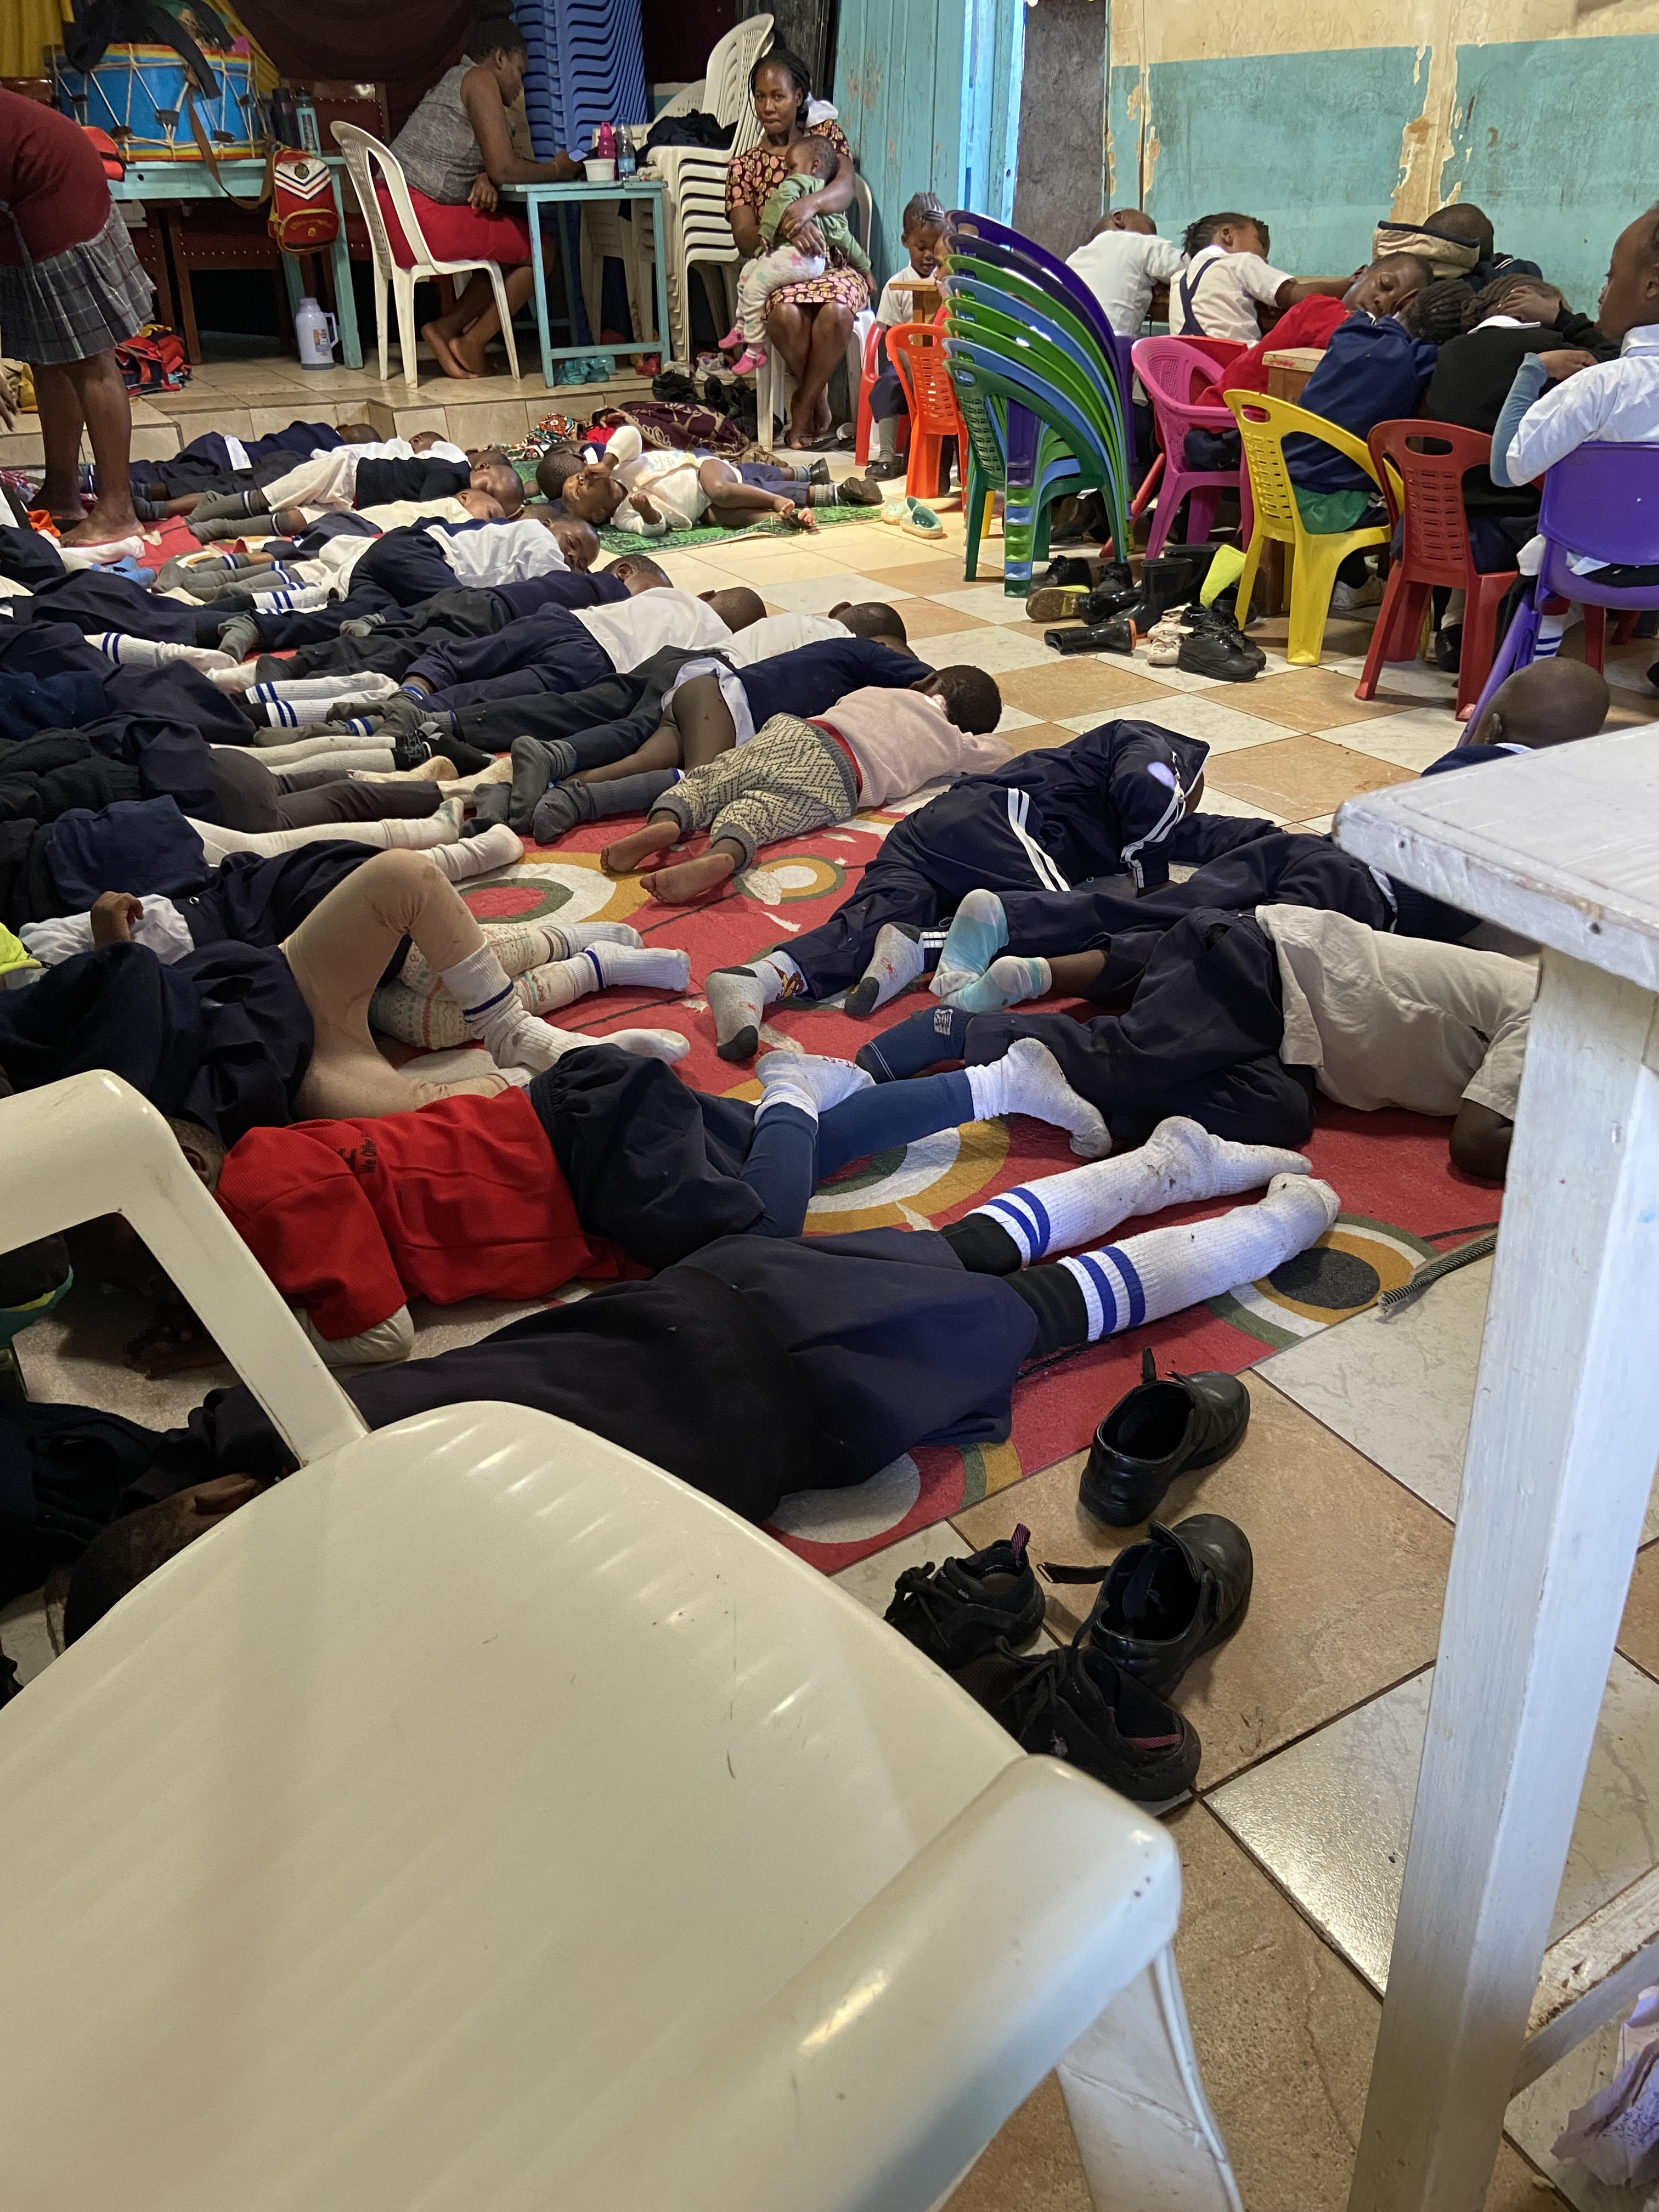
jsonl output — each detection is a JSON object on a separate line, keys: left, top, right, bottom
{"left": 656, "top": 713, "right": 858, "bottom": 869}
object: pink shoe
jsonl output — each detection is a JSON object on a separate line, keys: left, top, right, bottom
{"left": 718, "top": 324, "right": 745, "bottom": 351}
{"left": 730, "top": 346, "right": 769, "bottom": 376}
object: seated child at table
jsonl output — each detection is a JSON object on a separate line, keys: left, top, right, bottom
{"left": 1374, "top": 202, "right": 1543, "bottom": 295}
{"left": 720, "top": 134, "right": 873, "bottom": 376}
{"left": 1066, "top": 208, "right": 1184, "bottom": 340}
{"left": 1488, "top": 203, "right": 1659, "bottom": 660}
{"left": 1174, "top": 212, "right": 1353, "bottom": 345}
{"left": 600, "top": 664, "right": 1007, "bottom": 901}
{"left": 867, "top": 194, "right": 951, "bottom": 480}
{"left": 1214, "top": 253, "right": 1431, "bottom": 398}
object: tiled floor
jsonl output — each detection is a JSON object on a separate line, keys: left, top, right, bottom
{"left": 8, "top": 379, "right": 1659, "bottom": 2208}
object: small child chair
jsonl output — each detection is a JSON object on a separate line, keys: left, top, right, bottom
{"left": 1132, "top": 337, "right": 1244, "bottom": 558}
{"left": 1356, "top": 420, "right": 1517, "bottom": 718}
{"left": 1226, "top": 390, "right": 1394, "bottom": 665}
{"left": 887, "top": 322, "right": 965, "bottom": 499}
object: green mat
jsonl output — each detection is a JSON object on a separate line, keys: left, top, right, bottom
{"left": 594, "top": 505, "right": 873, "bottom": 555}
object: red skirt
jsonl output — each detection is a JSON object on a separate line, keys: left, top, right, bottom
{"left": 374, "top": 187, "right": 533, "bottom": 270}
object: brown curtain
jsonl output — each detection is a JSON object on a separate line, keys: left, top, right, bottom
{"left": 227, "top": 0, "right": 473, "bottom": 131}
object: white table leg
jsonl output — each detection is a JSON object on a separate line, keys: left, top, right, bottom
{"left": 1348, "top": 949, "right": 1659, "bottom": 2211}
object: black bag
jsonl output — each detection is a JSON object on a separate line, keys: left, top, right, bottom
{"left": 645, "top": 109, "right": 736, "bottom": 152}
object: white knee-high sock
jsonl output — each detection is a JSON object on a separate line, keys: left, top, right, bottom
{"left": 517, "top": 943, "right": 690, "bottom": 1013}
{"left": 184, "top": 807, "right": 459, "bottom": 860}
{"left": 94, "top": 634, "right": 233, "bottom": 672}
{"left": 426, "top": 825, "right": 522, "bottom": 882}
{"left": 962, "top": 1036, "right": 1111, "bottom": 1156}
{"left": 252, "top": 732, "right": 397, "bottom": 766}
{"left": 1058, "top": 1175, "right": 1339, "bottom": 1340}
{"left": 439, "top": 941, "right": 566, "bottom": 1072}
{"left": 399, "top": 911, "right": 638, "bottom": 986}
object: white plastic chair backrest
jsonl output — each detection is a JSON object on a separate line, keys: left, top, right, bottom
{"left": 0, "top": 1071, "right": 364, "bottom": 1465}
{"left": 710, "top": 13, "right": 773, "bottom": 148}
{"left": 851, "top": 171, "right": 872, "bottom": 255}
{"left": 332, "top": 119, "right": 437, "bottom": 278}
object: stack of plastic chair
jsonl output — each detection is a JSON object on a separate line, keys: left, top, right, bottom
{"left": 646, "top": 15, "right": 773, "bottom": 364}
{"left": 0, "top": 1070, "right": 1246, "bottom": 2212}
{"left": 1224, "top": 390, "right": 1394, "bottom": 665}
{"left": 518, "top": 0, "right": 647, "bottom": 161}
{"left": 887, "top": 321, "right": 967, "bottom": 495}
{"left": 754, "top": 173, "right": 874, "bottom": 452}
{"left": 1463, "top": 438, "right": 1659, "bottom": 727}
{"left": 1130, "top": 337, "right": 1246, "bottom": 557}
{"left": 1355, "top": 421, "right": 1517, "bottom": 718}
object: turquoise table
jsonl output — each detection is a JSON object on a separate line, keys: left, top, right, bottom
{"left": 500, "top": 177, "right": 669, "bottom": 388}
{"left": 110, "top": 155, "right": 363, "bottom": 370}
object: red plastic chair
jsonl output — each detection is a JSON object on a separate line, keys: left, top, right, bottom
{"left": 1130, "top": 336, "right": 1245, "bottom": 556}
{"left": 1356, "top": 421, "right": 1517, "bottom": 718}
{"left": 888, "top": 322, "right": 966, "bottom": 499}
{"left": 853, "top": 319, "right": 909, "bottom": 467}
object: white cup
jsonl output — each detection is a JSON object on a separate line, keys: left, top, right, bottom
{"left": 583, "top": 159, "right": 617, "bottom": 183}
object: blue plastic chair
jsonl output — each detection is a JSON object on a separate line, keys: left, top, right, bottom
{"left": 949, "top": 341, "right": 1125, "bottom": 591}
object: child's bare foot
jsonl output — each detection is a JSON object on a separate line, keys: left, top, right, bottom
{"left": 778, "top": 500, "right": 818, "bottom": 533}
{"left": 640, "top": 850, "right": 737, "bottom": 901}
{"left": 421, "top": 321, "right": 478, "bottom": 380}
{"left": 602, "top": 817, "right": 682, "bottom": 874}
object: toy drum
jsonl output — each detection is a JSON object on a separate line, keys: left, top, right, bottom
{"left": 52, "top": 43, "right": 262, "bottom": 162}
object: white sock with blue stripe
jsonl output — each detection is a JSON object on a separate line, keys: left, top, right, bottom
{"left": 1059, "top": 1173, "right": 1340, "bottom": 1342}
{"left": 963, "top": 1116, "right": 1314, "bottom": 1263}
{"left": 518, "top": 941, "right": 691, "bottom": 1014}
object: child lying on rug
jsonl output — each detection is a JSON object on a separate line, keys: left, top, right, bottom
{"left": 66, "top": 1122, "right": 1334, "bottom": 1628}
{"left": 141, "top": 1031, "right": 1125, "bottom": 1370}
{"left": 600, "top": 664, "right": 1009, "bottom": 901}
{"left": 129, "top": 422, "right": 455, "bottom": 517}
{"left": 556, "top": 422, "right": 880, "bottom": 535}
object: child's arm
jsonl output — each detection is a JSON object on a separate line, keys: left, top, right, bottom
{"left": 758, "top": 179, "right": 799, "bottom": 248}
{"left": 1491, "top": 349, "right": 1602, "bottom": 485}
{"left": 607, "top": 495, "right": 669, "bottom": 537}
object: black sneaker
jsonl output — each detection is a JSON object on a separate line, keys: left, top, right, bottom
{"left": 1434, "top": 624, "right": 1463, "bottom": 672}
{"left": 1045, "top": 617, "right": 1135, "bottom": 656}
{"left": 867, "top": 455, "right": 908, "bottom": 481}
{"left": 1047, "top": 1515, "right": 1253, "bottom": 1696}
{"left": 1177, "top": 628, "right": 1265, "bottom": 681}
{"left": 837, "top": 474, "right": 885, "bottom": 505}
{"left": 955, "top": 1639, "right": 1200, "bottom": 1801}
{"left": 808, "top": 457, "right": 833, "bottom": 486}
{"left": 1037, "top": 554, "right": 1097, "bottom": 590}
{"left": 884, "top": 1524, "right": 1046, "bottom": 1667}
{"left": 1080, "top": 1348, "right": 1251, "bottom": 1526}
{"left": 1177, "top": 603, "right": 1239, "bottom": 634}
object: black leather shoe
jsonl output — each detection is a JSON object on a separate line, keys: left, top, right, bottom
{"left": 1121, "top": 555, "right": 1192, "bottom": 632}
{"left": 1080, "top": 1349, "right": 1250, "bottom": 1525}
{"left": 954, "top": 1639, "right": 1200, "bottom": 1801}
{"left": 1049, "top": 1515, "right": 1252, "bottom": 1696}
{"left": 1434, "top": 624, "right": 1463, "bottom": 672}
{"left": 1079, "top": 579, "right": 1138, "bottom": 623}
{"left": 1045, "top": 617, "right": 1135, "bottom": 656}
{"left": 884, "top": 1525, "right": 1046, "bottom": 1668}
{"left": 1038, "top": 554, "right": 1094, "bottom": 589}
{"left": 1177, "top": 628, "right": 1265, "bottom": 681}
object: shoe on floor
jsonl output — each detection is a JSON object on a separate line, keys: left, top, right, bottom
{"left": 1177, "top": 627, "right": 1265, "bottom": 681}
{"left": 1434, "top": 624, "right": 1463, "bottom": 672}
{"left": 902, "top": 498, "right": 944, "bottom": 540}
{"left": 837, "top": 473, "right": 884, "bottom": 505}
{"left": 1080, "top": 1347, "right": 1251, "bottom": 1526}
{"left": 884, "top": 1525, "right": 1046, "bottom": 1668}
{"left": 880, "top": 495, "right": 910, "bottom": 526}
{"left": 1080, "top": 579, "right": 1137, "bottom": 623}
{"left": 1048, "top": 1514, "right": 1252, "bottom": 1697}
{"left": 1145, "top": 616, "right": 1185, "bottom": 666}
{"left": 954, "top": 1638, "right": 1201, "bottom": 1802}
{"left": 1038, "top": 555, "right": 1096, "bottom": 590}
{"left": 1329, "top": 576, "right": 1384, "bottom": 614}
{"left": 1045, "top": 617, "right": 1134, "bottom": 656}
{"left": 1025, "top": 584, "right": 1092, "bottom": 622}
{"left": 866, "top": 455, "right": 909, "bottom": 481}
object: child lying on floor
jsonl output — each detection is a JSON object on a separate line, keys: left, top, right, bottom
{"left": 557, "top": 423, "right": 879, "bottom": 535}
{"left": 600, "top": 664, "right": 1009, "bottom": 901}
{"left": 189, "top": 444, "right": 524, "bottom": 540}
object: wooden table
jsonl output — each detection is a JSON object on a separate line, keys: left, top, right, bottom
{"left": 1336, "top": 730, "right": 1659, "bottom": 2210}
{"left": 500, "top": 177, "right": 669, "bottom": 390}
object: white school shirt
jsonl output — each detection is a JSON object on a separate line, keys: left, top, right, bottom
{"left": 1257, "top": 904, "right": 1535, "bottom": 1118}
{"left": 424, "top": 517, "right": 569, "bottom": 585}
{"left": 1065, "top": 230, "right": 1184, "bottom": 336}
{"left": 602, "top": 424, "right": 705, "bottom": 532}
{"left": 664, "top": 613, "right": 849, "bottom": 743}
{"left": 1504, "top": 323, "right": 1659, "bottom": 483}
{"left": 876, "top": 262, "right": 943, "bottom": 328}
{"left": 573, "top": 587, "right": 731, "bottom": 673}
{"left": 1176, "top": 244, "right": 1294, "bottom": 344}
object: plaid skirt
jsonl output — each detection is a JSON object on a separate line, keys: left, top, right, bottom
{"left": 0, "top": 206, "right": 154, "bottom": 366}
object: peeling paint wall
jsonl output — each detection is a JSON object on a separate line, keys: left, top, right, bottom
{"left": 1101, "top": 0, "right": 1659, "bottom": 306}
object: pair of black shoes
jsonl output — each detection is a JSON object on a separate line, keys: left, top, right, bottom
{"left": 1175, "top": 608, "right": 1266, "bottom": 682}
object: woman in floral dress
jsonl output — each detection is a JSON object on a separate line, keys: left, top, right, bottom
{"left": 725, "top": 49, "right": 870, "bottom": 449}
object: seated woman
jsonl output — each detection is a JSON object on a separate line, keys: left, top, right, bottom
{"left": 385, "top": 13, "right": 578, "bottom": 380}
{"left": 725, "top": 48, "right": 871, "bottom": 450}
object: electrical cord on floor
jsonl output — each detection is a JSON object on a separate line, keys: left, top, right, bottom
{"left": 1376, "top": 1229, "right": 1499, "bottom": 1319}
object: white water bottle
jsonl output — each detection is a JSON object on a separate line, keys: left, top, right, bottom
{"left": 294, "top": 295, "right": 338, "bottom": 368}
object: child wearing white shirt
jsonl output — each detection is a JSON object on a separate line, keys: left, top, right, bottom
{"left": 1174, "top": 212, "right": 1351, "bottom": 345}
{"left": 868, "top": 194, "right": 949, "bottom": 478}
{"left": 1065, "top": 210, "right": 1183, "bottom": 337}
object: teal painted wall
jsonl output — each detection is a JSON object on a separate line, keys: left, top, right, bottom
{"left": 1107, "top": 34, "right": 1653, "bottom": 308}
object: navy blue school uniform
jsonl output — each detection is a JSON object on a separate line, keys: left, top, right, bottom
{"left": 3, "top": 569, "right": 230, "bottom": 646}
{"left": 176, "top": 843, "right": 376, "bottom": 950}
{"left": 0, "top": 794, "right": 219, "bottom": 930}
{"left": 241, "top": 525, "right": 541, "bottom": 654}
{"left": 740, "top": 636, "right": 930, "bottom": 730}
{"left": 0, "top": 666, "right": 108, "bottom": 740}
{"left": 0, "top": 524, "right": 67, "bottom": 590}
{"left": 350, "top": 455, "right": 470, "bottom": 507}
{"left": 1420, "top": 742, "right": 1527, "bottom": 775}
{"left": 129, "top": 1227, "right": 1039, "bottom": 1525}
{"left": 0, "top": 938, "right": 312, "bottom": 1143}
{"left": 132, "top": 421, "right": 341, "bottom": 498}
{"left": 459, "top": 645, "right": 722, "bottom": 758}
{"left": 268, "top": 571, "right": 631, "bottom": 685}
{"left": 404, "top": 605, "right": 613, "bottom": 706}
{"left": 1284, "top": 317, "right": 1439, "bottom": 495}
{"left": 0, "top": 620, "right": 221, "bottom": 819}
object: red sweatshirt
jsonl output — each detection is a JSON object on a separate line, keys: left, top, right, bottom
{"left": 217, "top": 1091, "right": 618, "bottom": 1339}
{"left": 1215, "top": 295, "right": 1351, "bottom": 398}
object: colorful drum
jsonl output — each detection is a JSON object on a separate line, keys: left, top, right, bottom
{"left": 52, "top": 44, "right": 262, "bottom": 162}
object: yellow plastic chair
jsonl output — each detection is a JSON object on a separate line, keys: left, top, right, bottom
{"left": 1224, "top": 391, "right": 1397, "bottom": 665}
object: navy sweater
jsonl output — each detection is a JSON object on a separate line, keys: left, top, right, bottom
{"left": 1285, "top": 315, "right": 1440, "bottom": 495}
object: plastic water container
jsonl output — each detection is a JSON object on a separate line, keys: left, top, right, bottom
{"left": 294, "top": 296, "right": 338, "bottom": 369}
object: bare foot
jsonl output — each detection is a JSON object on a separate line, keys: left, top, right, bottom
{"left": 452, "top": 327, "right": 492, "bottom": 377}
{"left": 60, "top": 503, "right": 142, "bottom": 548}
{"left": 421, "top": 321, "right": 479, "bottom": 380}
{"left": 602, "top": 817, "right": 682, "bottom": 874}
{"left": 778, "top": 501, "right": 817, "bottom": 533}
{"left": 640, "top": 850, "right": 737, "bottom": 901}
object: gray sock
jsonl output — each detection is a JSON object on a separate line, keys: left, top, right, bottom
{"left": 509, "top": 733, "right": 557, "bottom": 830}
{"left": 216, "top": 614, "right": 261, "bottom": 658}
{"left": 461, "top": 783, "right": 512, "bottom": 837}
{"left": 874, "top": 417, "right": 899, "bottom": 461}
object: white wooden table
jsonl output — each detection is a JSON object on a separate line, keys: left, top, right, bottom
{"left": 1336, "top": 727, "right": 1659, "bottom": 2210}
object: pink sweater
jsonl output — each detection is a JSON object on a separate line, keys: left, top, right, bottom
{"left": 812, "top": 688, "right": 1010, "bottom": 809}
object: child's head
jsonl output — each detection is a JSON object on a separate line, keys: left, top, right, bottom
{"left": 545, "top": 514, "right": 599, "bottom": 569}
{"left": 470, "top": 458, "right": 524, "bottom": 514}
{"left": 608, "top": 551, "right": 669, "bottom": 591}
{"left": 702, "top": 585, "right": 766, "bottom": 631}
{"left": 168, "top": 1116, "right": 225, "bottom": 1190}
{"left": 535, "top": 447, "right": 586, "bottom": 505}
{"left": 1598, "top": 204, "right": 1659, "bottom": 345}
{"left": 1344, "top": 251, "right": 1433, "bottom": 320}
{"left": 456, "top": 486, "right": 506, "bottom": 520}
{"left": 1096, "top": 208, "right": 1157, "bottom": 238}
{"left": 1426, "top": 201, "right": 1497, "bottom": 263}
{"left": 830, "top": 599, "right": 910, "bottom": 646}
{"left": 1466, "top": 659, "right": 1610, "bottom": 749}
{"left": 901, "top": 192, "right": 948, "bottom": 274}
{"left": 916, "top": 663, "right": 1002, "bottom": 733}
{"left": 1182, "top": 211, "right": 1269, "bottom": 260}
{"left": 1397, "top": 276, "right": 1474, "bottom": 343}
{"left": 1469, "top": 272, "right": 1566, "bottom": 327}
{"left": 786, "top": 136, "right": 838, "bottom": 184}
{"left": 559, "top": 462, "right": 628, "bottom": 526}
{"left": 64, "top": 1475, "right": 269, "bottom": 1645}
{"left": 338, "top": 420, "right": 380, "bottom": 443}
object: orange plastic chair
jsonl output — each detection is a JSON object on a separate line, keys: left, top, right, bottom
{"left": 888, "top": 322, "right": 967, "bottom": 499}
{"left": 1224, "top": 391, "right": 1396, "bottom": 665}
{"left": 1357, "top": 420, "right": 1517, "bottom": 717}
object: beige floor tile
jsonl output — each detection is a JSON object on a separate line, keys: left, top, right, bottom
{"left": 1604, "top": 685, "right": 1659, "bottom": 727}
{"left": 1197, "top": 733, "right": 1418, "bottom": 816}
{"left": 945, "top": 2074, "right": 1091, "bottom": 2211}
{"left": 1506, "top": 2010, "right": 1649, "bottom": 2211}
{"left": 953, "top": 1375, "right": 1453, "bottom": 1787}
{"left": 1199, "top": 783, "right": 1287, "bottom": 824}
{"left": 1325, "top": 703, "right": 1465, "bottom": 770}
{"left": 907, "top": 627, "right": 1063, "bottom": 676}
{"left": 1605, "top": 641, "right": 1659, "bottom": 695}
{"left": 862, "top": 554, "right": 994, "bottom": 592}
{"left": 1225, "top": 667, "right": 1413, "bottom": 733}
{"left": 996, "top": 658, "right": 1181, "bottom": 719}
{"left": 997, "top": 721, "right": 1079, "bottom": 756}
{"left": 1209, "top": 1653, "right": 1659, "bottom": 1993}
{"left": 762, "top": 574, "right": 918, "bottom": 616}
{"left": 1619, "top": 1542, "right": 1659, "bottom": 1679}
{"left": 710, "top": 546, "right": 855, "bottom": 584}
{"left": 1083, "top": 690, "right": 1293, "bottom": 757}
{"left": 831, "top": 1525, "right": 956, "bottom": 1616}
{"left": 927, "top": 582, "right": 1034, "bottom": 625}
{"left": 890, "top": 596, "right": 995, "bottom": 641}
{"left": 1323, "top": 652, "right": 1459, "bottom": 703}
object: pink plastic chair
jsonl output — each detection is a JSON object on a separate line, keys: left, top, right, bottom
{"left": 1131, "top": 336, "right": 1246, "bottom": 556}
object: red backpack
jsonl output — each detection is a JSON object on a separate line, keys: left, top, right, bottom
{"left": 268, "top": 152, "right": 340, "bottom": 251}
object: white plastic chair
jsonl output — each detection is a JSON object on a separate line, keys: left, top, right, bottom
{"left": 646, "top": 14, "right": 774, "bottom": 363}
{"left": 757, "top": 171, "right": 876, "bottom": 453}
{"left": 331, "top": 120, "right": 522, "bottom": 393}
{"left": 580, "top": 187, "right": 657, "bottom": 353}
{"left": 0, "top": 1071, "right": 1243, "bottom": 2212}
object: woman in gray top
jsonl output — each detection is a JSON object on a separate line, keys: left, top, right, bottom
{"left": 387, "top": 13, "right": 577, "bottom": 379}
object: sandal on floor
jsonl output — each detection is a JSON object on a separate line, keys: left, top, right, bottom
{"left": 901, "top": 498, "right": 944, "bottom": 540}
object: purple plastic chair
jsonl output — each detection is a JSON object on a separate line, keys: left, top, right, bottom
{"left": 1464, "top": 439, "right": 1659, "bottom": 726}
{"left": 1131, "top": 336, "right": 1247, "bottom": 557}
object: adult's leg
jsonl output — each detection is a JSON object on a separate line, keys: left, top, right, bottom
{"left": 421, "top": 270, "right": 496, "bottom": 380}
{"left": 792, "top": 300, "right": 855, "bottom": 447}
{"left": 764, "top": 298, "right": 814, "bottom": 444}
{"left": 52, "top": 352, "right": 141, "bottom": 544}
{"left": 451, "top": 264, "right": 535, "bottom": 377}
{"left": 29, "top": 362, "right": 88, "bottom": 527}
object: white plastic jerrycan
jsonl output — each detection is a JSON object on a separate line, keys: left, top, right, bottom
{"left": 294, "top": 296, "right": 338, "bottom": 368}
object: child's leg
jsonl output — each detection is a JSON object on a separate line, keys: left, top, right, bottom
{"left": 697, "top": 456, "right": 814, "bottom": 530}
